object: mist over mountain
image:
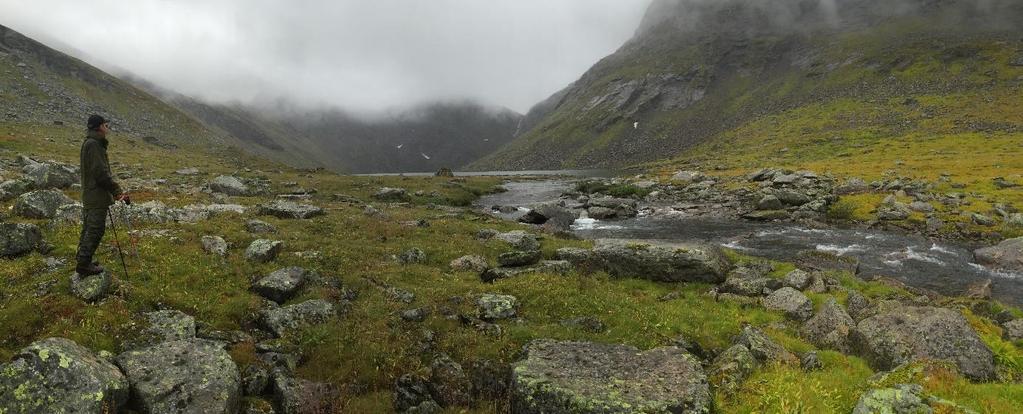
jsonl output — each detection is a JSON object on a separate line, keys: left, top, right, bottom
{"left": 476, "top": 0, "right": 1023, "bottom": 170}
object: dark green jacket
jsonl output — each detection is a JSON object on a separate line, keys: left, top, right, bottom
{"left": 80, "top": 130, "right": 121, "bottom": 209}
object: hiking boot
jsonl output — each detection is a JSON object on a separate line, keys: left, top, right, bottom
{"left": 75, "top": 263, "right": 105, "bottom": 276}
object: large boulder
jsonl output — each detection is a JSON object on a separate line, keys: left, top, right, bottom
{"left": 850, "top": 306, "right": 995, "bottom": 381}
{"left": 511, "top": 340, "right": 711, "bottom": 413}
{"left": 209, "top": 175, "right": 254, "bottom": 196}
{"left": 497, "top": 250, "right": 541, "bottom": 267}
{"left": 518, "top": 203, "right": 577, "bottom": 230}
{"left": 0, "top": 223, "right": 43, "bottom": 258}
{"left": 1004, "top": 319, "right": 1023, "bottom": 342}
{"left": 258, "top": 201, "right": 325, "bottom": 219}
{"left": 14, "top": 189, "right": 75, "bottom": 219}
{"left": 709, "top": 344, "right": 755, "bottom": 396}
{"left": 245, "top": 239, "right": 283, "bottom": 263}
{"left": 253, "top": 267, "right": 309, "bottom": 304}
{"left": 449, "top": 255, "right": 489, "bottom": 273}
{"left": 763, "top": 287, "right": 813, "bottom": 321}
{"left": 270, "top": 374, "right": 340, "bottom": 414}
{"left": 492, "top": 231, "right": 540, "bottom": 251}
{"left": 801, "top": 298, "right": 855, "bottom": 352}
{"left": 591, "top": 239, "right": 731, "bottom": 283}
{"left": 0, "top": 337, "right": 129, "bottom": 413}
{"left": 735, "top": 326, "right": 798, "bottom": 365}
{"left": 373, "top": 187, "right": 410, "bottom": 202}
{"left": 201, "top": 235, "right": 229, "bottom": 257}
{"left": 258, "top": 300, "right": 337, "bottom": 337}
{"left": 115, "top": 339, "right": 241, "bottom": 414}
{"left": 852, "top": 384, "right": 932, "bottom": 414}
{"left": 974, "top": 238, "right": 1023, "bottom": 273}
{"left": 24, "top": 162, "right": 78, "bottom": 189}
{"left": 71, "top": 271, "right": 113, "bottom": 303}
{"left": 428, "top": 354, "right": 471, "bottom": 407}
{"left": 477, "top": 294, "right": 519, "bottom": 320}
{"left": 0, "top": 178, "right": 34, "bottom": 201}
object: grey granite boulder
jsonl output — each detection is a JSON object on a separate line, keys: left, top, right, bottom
{"left": 1004, "top": 319, "right": 1023, "bottom": 342}
{"left": 245, "top": 239, "right": 283, "bottom": 263}
{"left": 974, "top": 238, "right": 1023, "bottom": 273}
{"left": 801, "top": 298, "right": 855, "bottom": 352}
{"left": 253, "top": 267, "right": 309, "bottom": 304}
{"left": 270, "top": 374, "right": 340, "bottom": 414}
{"left": 492, "top": 231, "right": 540, "bottom": 251}
{"left": 0, "top": 337, "right": 129, "bottom": 413}
{"left": 735, "top": 326, "right": 798, "bottom": 365}
{"left": 0, "top": 178, "right": 34, "bottom": 201}
{"left": 709, "top": 344, "right": 755, "bottom": 396}
{"left": 852, "top": 384, "right": 932, "bottom": 414}
{"left": 763, "top": 287, "right": 813, "bottom": 321}
{"left": 209, "top": 175, "right": 253, "bottom": 196}
{"left": 14, "top": 189, "right": 75, "bottom": 219}
{"left": 477, "top": 294, "right": 519, "bottom": 320}
{"left": 373, "top": 187, "right": 410, "bottom": 202}
{"left": 449, "top": 255, "right": 489, "bottom": 273}
{"left": 246, "top": 219, "right": 278, "bottom": 234}
{"left": 258, "top": 200, "right": 325, "bottom": 219}
{"left": 511, "top": 340, "right": 711, "bottom": 413}
{"left": 141, "top": 310, "right": 196, "bottom": 344}
{"left": 24, "top": 162, "right": 78, "bottom": 189}
{"left": 116, "top": 339, "right": 241, "bottom": 414}
{"left": 720, "top": 276, "right": 770, "bottom": 297}
{"left": 201, "top": 235, "right": 229, "bottom": 256}
{"left": 783, "top": 269, "right": 812, "bottom": 290}
{"left": 497, "top": 250, "right": 541, "bottom": 267}
{"left": 591, "top": 239, "right": 731, "bottom": 283}
{"left": 428, "top": 354, "right": 471, "bottom": 407}
{"left": 70, "top": 271, "right": 112, "bottom": 303}
{"left": 0, "top": 223, "right": 43, "bottom": 258}
{"left": 259, "top": 299, "right": 337, "bottom": 337}
{"left": 850, "top": 306, "right": 995, "bottom": 381}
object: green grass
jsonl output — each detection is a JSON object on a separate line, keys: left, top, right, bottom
{"left": 574, "top": 180, "right": 652, "bottom": 199}
{"left": 2, "top": 123, "right": 1023, "bottom": 412}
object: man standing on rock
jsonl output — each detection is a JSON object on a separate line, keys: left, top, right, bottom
{"left": 75, "top": 115, "right": 129, "bottom": 276}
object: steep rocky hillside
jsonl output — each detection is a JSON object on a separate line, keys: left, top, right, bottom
{"left": 0, "top": 24, "right": 232, "bottom": 153}
{"left": 474, "top": 0, "right": 1023, "bottom": 170}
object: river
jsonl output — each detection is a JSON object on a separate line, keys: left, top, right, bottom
{"left": 478, "top": 180, "right": 1023, "bottom": 307}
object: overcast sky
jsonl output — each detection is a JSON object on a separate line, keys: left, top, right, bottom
{"left": 1, "top": 0, "right": 651, "bottom": 113}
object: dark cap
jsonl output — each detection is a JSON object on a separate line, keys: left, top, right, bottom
{"left": 87, "top": 115, "right": 107, "bottom": 130}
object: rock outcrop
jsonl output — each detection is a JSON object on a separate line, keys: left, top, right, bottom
{"left": 511, "top": 340, "right": 711, "bottom": 413}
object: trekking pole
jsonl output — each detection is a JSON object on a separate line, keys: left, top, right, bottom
{"left": 107, "top": 209, "right": 130, "bottom": 280}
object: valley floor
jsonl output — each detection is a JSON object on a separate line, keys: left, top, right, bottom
{"left": 0, "top": 123, "right": 1022, "bottom": 413}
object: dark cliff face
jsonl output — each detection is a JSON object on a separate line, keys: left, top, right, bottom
{"left": 473, "top": 0, "right": 1023, "bottom": 170}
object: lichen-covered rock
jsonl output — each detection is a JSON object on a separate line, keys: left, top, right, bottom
{"left": 0, "top": 178, "right": 34, "bottom": 201}
{"left": 852, "top": 384, "right": 932, "bottom": 414}
{"left": 850, "top": 306, "right": 995, "bottom": 381}
{"left": 974, "top": 237, "right": 1023, "bottom": 273}
{"left": 246, "top": 219, "right": 278, "bottom": 234}
{"left": 258, "top": 300, "right": 336, "bottom": 337}
{"left": 201, "top": 235, "right": 229, "bottom": 256}
{"left": 1004, "top": 319, "right": 1023, "bottom": 342}
{"left": 481, "top": 261, "right": 573, "bottom": 282}
{"left": 518, "top": 203, "right": 577, "bottom": 230}
{"left": 763, "top": 287, "right": 813, "bottom": 321}
{"left": 801, "top": 298, "right": 854, "bottom": 352}
{"left": 497, "top": 249, "right": 541, "bottom": 267}
{"left": 114, "top": 339, "right": 240, "bottom": 413}
{"left": 449, "top": 255, "right": 489, "bottom": 272}
{"left": 245, "top": 239, "right": 283, "bottom": 263}
{"left": 70, "top": 271, "right": 112, "bottom": 303}
{"left": 24, "top": 161, "right": 78, "bottom": 189}
{"left": 209, "top": 175, "right": 254, "bottom": 196}
{"left": 270, "top": 374, "right": 340, "bottom": 414}
{"left": 0, "top": 337, "right": 129, "bottom": 413}
{"left": 139, "top": 310, "right": 197, "bottom": 345}
{"left": 429, "top": 354, "right": 470, "bottom": 407}
{"left": 801, "top": 351, "right": 823, "bottom": 371}
{"left": 477, "top": 294, "right": 518, "bottom": 320}
{"left": 735, "top": 326, "right": 798, "bottom": 365}
{"left": 398, "top": 248, "right": 427, "bottom": 265}
{"left": 258, "top": 201, "right": 325, "bottom": 220}
{"left": 709, "top": 344, "right": 755, "bottom": 396}
{"left": 0, "top": 223, "right": 43, "bottom": 258}
{"left": 847, "top": 290, "right": 873, "bottom": 322}
{"left": 511, "top": 340, "right": 711, "bottom": 414}
{"left": 242, "top": 365, "right": 270, "bottom": 396}
{"left": 253, "top": 267, "right": 309, "bottom": 304}
{"left": 719, "top": 276, "right": 770, "bottom": 297}
{"left": 591, "top": 239, "right": 731, "bottom": 283}
{"left": 14, "top": 189, "right": 75, "bottom": 219}
{"left": 394, "top": 374, "right": 440, "bottom": 413}
{"left": 783, "top": 269, "right": 812, "bottom": 290}
{"left": 53, "top": 203, "right": 84, "bottom": 225}
{"left": 493, "top": 231, "right": 540, "bottom": 251}
{"left": 373, "top": 187, "right": 410, "bottom": 202}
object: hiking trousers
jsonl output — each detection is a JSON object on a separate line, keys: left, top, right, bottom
{"left": 76, "top": 207, "right": 108, "bottom": 268}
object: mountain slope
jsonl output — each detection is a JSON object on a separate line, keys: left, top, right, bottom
{"left": 473, "top": 0, "right": 1023, "bottom": 170}
{"left": 0, "top": 24, "right": 230, "bottom": 152}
